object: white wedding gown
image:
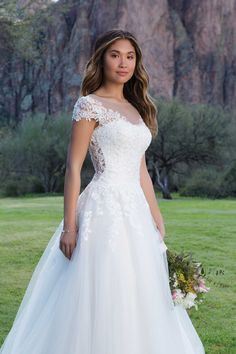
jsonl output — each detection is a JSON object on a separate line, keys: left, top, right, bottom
{"left": 0, "top": 94, "right": 205, "bottom": 354}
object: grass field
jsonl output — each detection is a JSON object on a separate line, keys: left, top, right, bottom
{"left": 0, "top": 194, "right": 235, "bottom": 353}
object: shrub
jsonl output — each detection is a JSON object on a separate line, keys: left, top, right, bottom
{"left": 179, "top": 168, "right": 224, "bottom": 198}
{"left": 2, "top": 175, "right": 44, "bottom": 197}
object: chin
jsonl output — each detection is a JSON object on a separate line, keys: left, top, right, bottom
{"left": 115, "top": 76, "right": 130, "bottom": 82}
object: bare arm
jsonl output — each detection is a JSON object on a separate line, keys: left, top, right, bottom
{"left": 140, "top": 153, "right": 166, "bottom": 239}
{"left": 60, "top": 118, "right": 98, "bottom": 259}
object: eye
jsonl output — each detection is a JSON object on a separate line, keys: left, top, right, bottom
{"left": 110, "top": 54, "right": 135, "bottom": 59}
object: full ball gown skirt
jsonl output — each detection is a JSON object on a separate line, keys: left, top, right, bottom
{"left": 0, "top": 94, "right": 205, "bottom": 354}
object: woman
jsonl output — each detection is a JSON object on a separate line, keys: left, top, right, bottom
{"left": 0, "top": 29, "right": 205, "bottom": 353}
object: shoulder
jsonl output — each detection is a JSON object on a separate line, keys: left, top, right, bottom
{"left": 72, "top": 95, "right": 100, "bottom": 122}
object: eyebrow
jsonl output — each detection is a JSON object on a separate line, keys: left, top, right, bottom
{"left": 108, "top": 49, "right": 135, "bottom": 54}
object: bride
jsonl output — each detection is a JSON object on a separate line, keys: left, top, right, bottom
{"left": 0, "top": 29, "right": 205, "bottom": 353}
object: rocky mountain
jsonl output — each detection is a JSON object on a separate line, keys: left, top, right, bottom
{"left": 1, "top": 0, "right": 236, "bottom": 123}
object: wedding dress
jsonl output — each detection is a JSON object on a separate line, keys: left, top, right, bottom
{"left": 0, "top": 94, "right": 205, "bottom": 354}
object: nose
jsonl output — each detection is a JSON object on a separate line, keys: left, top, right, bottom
{"left": 119, "top": 55, "right": 128, "bottom": 67}
{"left": 119, "top": 60, "right": 127, "bottom": 68}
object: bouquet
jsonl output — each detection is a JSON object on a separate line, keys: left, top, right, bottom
{"left": 166, "top": 249, "right": 210, "bottom": 310}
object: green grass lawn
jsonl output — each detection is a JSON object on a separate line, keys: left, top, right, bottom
{"left": 0, "top": 194, "right": 235, "bottom": 353}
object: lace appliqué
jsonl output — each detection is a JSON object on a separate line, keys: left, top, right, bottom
{"left": 72, "top": 94, "right": 126, "bottom": 127}
{"left": 86, "top": 95, "right": 143, "bottom": 127}
{"left": 89, "top": 135, "right": 105, "bottom": 177}
{"left": 78, "top": 181, "right": 146, "bottom": 251}
{"left": 79, "top": 210, "right": 92, "bottom": 241}
{"left": 72, "top": 96, "right": 100, "bottom": 123}
{"left": 71, "top": 96, "right": 106, "bottom": 175}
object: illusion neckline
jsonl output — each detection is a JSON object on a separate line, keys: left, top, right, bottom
{"left": 86, "top": 94, "right": 143, "bottom": 126}
{"left": 89, "top": 93, "right": 129, "bottom": 104}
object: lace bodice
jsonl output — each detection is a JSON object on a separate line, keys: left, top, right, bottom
{"left": 72, "top": 94, "right": 152, "bottom": 185}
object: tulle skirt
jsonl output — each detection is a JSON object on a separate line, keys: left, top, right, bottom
{"left": 0, "top": 177, "right": 205, "bottom": 353}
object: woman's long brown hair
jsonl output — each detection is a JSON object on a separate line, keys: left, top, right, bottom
{"left": 80, "top": 29, "right": 158, "bottom": 138}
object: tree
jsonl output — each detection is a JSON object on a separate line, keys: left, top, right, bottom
{"left": 0, "top": 113, "right": 70, "bottom": 193}
{"left": 147, "top": 97, "right": 231, "bottom": 199}
{"left": 0, "top": 0, "right": 71, "bottom": 125}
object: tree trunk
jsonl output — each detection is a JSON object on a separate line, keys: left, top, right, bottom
{"left": 152, "top": 162, "right": 172, "bottom": 199}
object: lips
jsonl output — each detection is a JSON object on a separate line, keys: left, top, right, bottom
{"left": 117, "top": 71, "right": 128, "bottom": 75}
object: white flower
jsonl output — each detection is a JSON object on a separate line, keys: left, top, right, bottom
{"left": 173, "top": 291, "right": 198, "bottom": 309}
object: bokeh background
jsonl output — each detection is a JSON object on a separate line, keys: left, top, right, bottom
{"left": 0, "top": 0, "right": 236, "bottom": 197}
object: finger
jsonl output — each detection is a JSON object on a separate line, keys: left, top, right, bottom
{"left": 70, "top": 245, "right": 73, "bottom": 260}
{"left": 61, "top": 243, "right": 66, "bottom": 257}
{"left": 70, "top": 245, "right": 75, "bottom": 259}
{"left": 66, "top": 244, "right": 71, "bottom": 259}
{"left": 68, "top": 245, "right": 72, "bottom": 260}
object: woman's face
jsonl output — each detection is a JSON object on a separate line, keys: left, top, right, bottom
{"left": 102, "top": 39, "right": 136, "bottom": 84}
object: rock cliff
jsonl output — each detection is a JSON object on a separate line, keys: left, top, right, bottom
{"left": 0, "top": 0, "right": 235, "bottom": 122}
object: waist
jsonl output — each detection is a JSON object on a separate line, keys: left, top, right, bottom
{"left": 91, "top": 170, "right": 141, "bottom": 187}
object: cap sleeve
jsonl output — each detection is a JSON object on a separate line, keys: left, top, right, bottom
{"left": 72, "top": 96, "right": 100, "bottom": 123}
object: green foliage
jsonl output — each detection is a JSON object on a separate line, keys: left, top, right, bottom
{"left": 148, "top": 97, "right": 235, "bottom": 198}
{"left": 221, "top": 162, "right": 236, "bottom": 197}
{"left": 0, "top": 0, "right": 72, "bottom": 64}
{"left": 179, "top": 160, "right": 236, "bottom": 198}
{"left": 179, "top": 167, "right": 223, "bottom": 198}
{"left": 3, "top": 175, "right": 44, "bottom": 197}
{"left": 0, "top": 112, "right": 95, "bottom": 196}
{"left": 0, "top": 113, "right": 71, "bottom": 195}
{"left": 167, "top": 249, "right": 196, "bottom": 286}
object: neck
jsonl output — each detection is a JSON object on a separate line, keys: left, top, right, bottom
{"left": 95, "top": 83, "right": 125, "bottom": 100}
